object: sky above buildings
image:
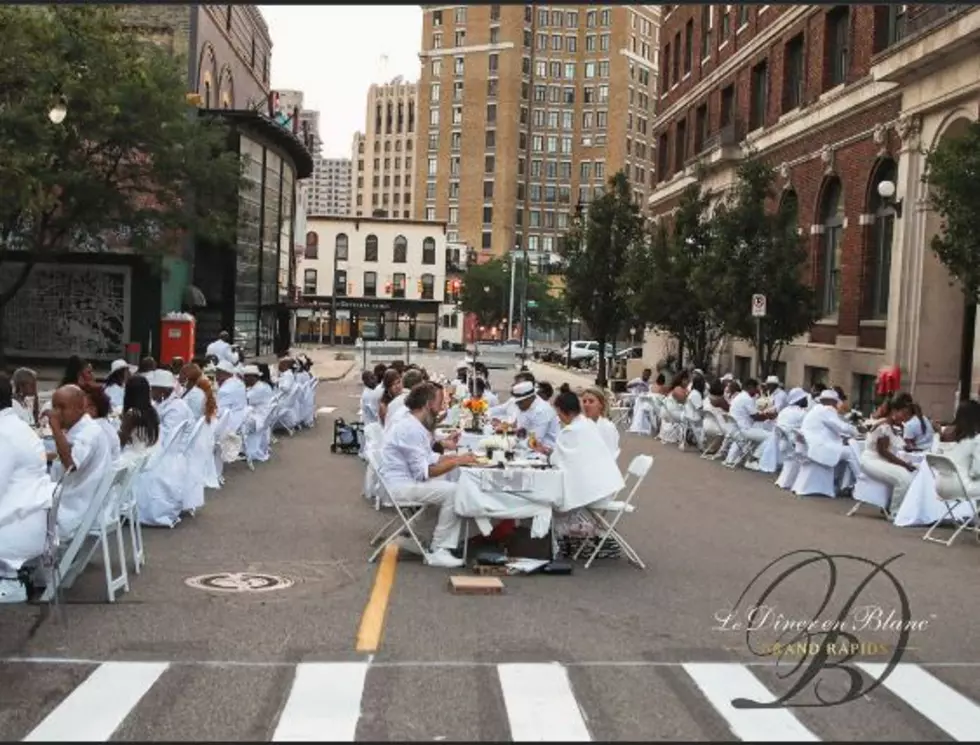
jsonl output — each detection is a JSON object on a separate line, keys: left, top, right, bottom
{"left": 261, "top": 5, "right": 422, "bottom": 159}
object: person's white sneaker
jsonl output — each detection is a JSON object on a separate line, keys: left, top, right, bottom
{"left": 424, "top": 548, "right": 465, "bottom": 569}
{"left": 396, "top": 537, "right": 425, "bottom": 556}
{"left": 0, "top": 578, "right": 27, "bottom": 604}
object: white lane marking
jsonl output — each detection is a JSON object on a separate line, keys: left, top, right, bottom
{"left": 497, "top": 663, "right": 591, "bottom": 742}
{"left": 272, "top": 662, "right": 369, "bottom": 741}
{"left": 859, "top": 663, "right": 980, "bottom": 741}
{"left": 682, "top": 663, "right": 819, "bottom": 742}
{"left": 23, "top": 661, "right": 169, "bottom": 742}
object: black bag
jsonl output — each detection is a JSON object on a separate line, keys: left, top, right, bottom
{"left": 331, "top": 418, "right": 362, "bottom": 454}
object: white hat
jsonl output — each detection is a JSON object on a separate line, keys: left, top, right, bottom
{"left": 787, "top": 387, "right": 808, "bottom": 405}
{"left": 693, "top": 368, "right": 704, "bottom": 376}
{"left": 511, "top": 380, "right": 536, "bottom": 401}
{"left": 216, "top": 360, "right": 237, "bottom": 375}
{"left": 242, "top": 364, "right": 261, "bottom": 376}
{"left": 721, "top": 373, "right": 734, "bottom": 382}
{"left": 818, "top": 388, "right": 840, "bottom": 403}
{"left": 149, "top": 369, "right": 176, "bottom": 389}
{"left": 110, "top": 359, "right": 135, "bottom": 374}
{"left": 765, "top": 375, "right": 781, "bottom": 386}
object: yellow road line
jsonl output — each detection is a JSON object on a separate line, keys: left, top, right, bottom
{"left": 355, "top": 543, "right": 399, "bottom": 653}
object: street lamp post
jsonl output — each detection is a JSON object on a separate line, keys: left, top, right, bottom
{"left": 329, "top": 247, "right": 338, "bottom": 347}
{"left": 519, "top": 245, "right": 530, "bottom": 364}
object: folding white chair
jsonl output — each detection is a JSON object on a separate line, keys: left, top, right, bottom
{"left": 39, "top": 467, "right": 75, "bottom": 615}
{"left": 180, "top": 418, "right": 211, "bottom": 512}
{"left": 361, "top": 423, "right": 384, "bottom": 505}
{"left": 366, "top": 459, "right": 432, "bottom": 563}
{"left": 700, "top": 408, "right": 727, "bottom": 459}
{"left": 573, "top": 454, "right": 653, "bottom": 570}
{"left": 847, "top": 472, "right": 892, "bottom": 518}
{"left": 774, "top": 427, "right": 803, "bottom": 490}
{"left": 658, "top": 398, "right": 683, "bottom": 444}
{"left": 274, "top": 384, "right": 304, "bottom": 435}
{"left": 116, "top": 450, "right": 153, "bottom": 573}
{"left": 790, "top": 432, "right": 838, "bottom": 498}
{"left": 302, "top": 378, "right": 320, "bottom": 428}
{"left": 680, "top": 399, "right": 704, "bottom": 452}
{"left": 922, "top": 453, "right": 980, "bottom": 546}
{"left": 721, "top": 413, "right": 752, "bottom": 469}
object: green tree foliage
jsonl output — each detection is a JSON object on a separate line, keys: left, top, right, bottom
{"left": 924, "top": 119, "right": 980, "bottom": 400}
{"left": 560, "top": 170, "right": 644, "bottom": 386}
{"left": 457, "top": 257, "right": 564, "bottom": 334}
{"left": 0, "top": 6, "right": 242, "bottom": 353}
{"left": 711, "top": 158, "right": 818, "bottom": 375}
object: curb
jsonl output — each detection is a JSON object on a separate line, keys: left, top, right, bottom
{"left": 316, "top": 362, "right": 356, "bottom": 383}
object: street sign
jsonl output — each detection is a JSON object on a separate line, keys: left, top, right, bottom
{"left": 527, "top": 300, "right": 538, "bottom": 308}
{"left": 751, "top": 294, "right": 767, "bottom": 318}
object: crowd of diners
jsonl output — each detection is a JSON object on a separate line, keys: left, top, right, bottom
{"left": 624, "top": 364, "right": 980, "bottom": 519}
{"left": 358, "top": 360, "right": 625, "bottom": 568}
{"left": 0, "top": 331, "right": 317, "bottom": 604}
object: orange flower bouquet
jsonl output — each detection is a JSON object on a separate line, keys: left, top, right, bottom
{"left": 462, "top": 397, "right": 489, "bottom": 432}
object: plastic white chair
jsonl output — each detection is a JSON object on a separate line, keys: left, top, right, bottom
{"left": 791, "top": 432, "right": 838, "bottom": 498}
{"left": 922, "top": 453, "right": 980, "bottom": 546}
{"left": 847, "top": 472, "right": 892, "bottom": 517}
{"left": 774, "top": 428, "right": 803, "bottom": 490}
{"left": 721, "top": 413, "right": 753, "bottom": 469}
{"left": 574, "top": 454, "right": 653, "bottom": 570}
{"left": 366, "top": 457, "right": 432, "bottom": 563}
{"left": 116, "top": 450, "right": 153, "bottom": 574}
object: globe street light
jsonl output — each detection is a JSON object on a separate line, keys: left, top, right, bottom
{"left": 48, "top": 99, "right": 67, "bottom": 124}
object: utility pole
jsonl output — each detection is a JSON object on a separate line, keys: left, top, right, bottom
{"left": 507, "top": 248, "right": 517, "bottom": 340}
{"left": 329, "top": 247, "right": 338, "bottom": 347}
{"left": 520, "top": 246, "right": 530, "bottom": 362}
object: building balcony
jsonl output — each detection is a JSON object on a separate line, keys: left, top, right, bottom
{"left": 872, "top": 6, "right": 979, "bottom": 85}
{"left": 696, "top": 118, "right": 746, "bottom": 168}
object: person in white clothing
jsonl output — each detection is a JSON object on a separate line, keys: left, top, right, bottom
{"left": 488, "top": 371, "right": 536, "bottom": 421}
{"left": 359, "top": 371, "right": 381, "bottom": 425}
{"left": 149, "top": 370, "right": 194, "bottom": 447}
{"left": 799, "top": 387, "right": 860, "bottom": 491}
{"left": 580, "top": 386, "right": 620, "bottom": 460}
{"left": 764, "top": 375, "right": 788, "bottom": 412}
{"left": 511, "top": 380, "right": 561, "bottom": 452}
{"left": 859, "top": 392, "right": 916, "bottom": 516}
{"left": 47, "top": 385, "right": 114, "bottom": 540}
{"left": 81, "top": 384, "right": 121, "bottom": 462}
{"left": 935, "top": 400, "right": 980, "bottom": 498}
{"left": 378, "top": 382, "right": 476, "bottom": 568}
{"left": 179, "top": 364, "right": 207, "bottom": 419}
{"left": 385, "top": 369, "right": 424, "bottom": 431}
{"left": 205, "top": 331, "right": 238, "bottom": 366}
{"left": 726, "top": 379, "right": 776, "bottom": 464}
{"left": 626, "top": 368, "right": 652, "bottom": 394}
{"left": 758, "top": 388, "right": 813, "bottom": 473}
{"left": 216, "top": 360, "right": 249, "bottom": 430}
{"left": 11, "top": 368, "right": 40, "bottom": 426}
{"left": 243, "top": 365, "right": 275, "bottom": 463}
{"left": 103, "top": 359, "right": 134, "bottom": 411}
{"left": 903, "top": 403, "right": 936, "bottom": 451}
{"left": 0, "top": 374, "right": 55, "bottom": 603}
{"left": 472, "top": 377, "right": 499, "bottom": 407}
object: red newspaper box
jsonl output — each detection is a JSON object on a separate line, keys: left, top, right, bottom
{"left": 160, "top": 314, "right": 196, "bottom": 365}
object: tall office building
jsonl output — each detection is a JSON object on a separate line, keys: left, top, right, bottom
{"left": 413, "top": 4, "right": 660, "bottom": 267}
{"left": 306, "top": 157, "right": 352, "bottom": 216}
{"left": 350, "top": 77, "right": 420, "bottom": 219}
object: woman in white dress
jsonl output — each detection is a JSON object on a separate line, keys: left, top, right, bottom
{"left": 858, "top": 392, "right": 916, "bottom": 516}
{"left": 936, "top": 400, "right": 980, "bottom": 498}
{"left": 581, "top": 386, "right": 620, "bottom": 460}
{"left": 180, "top": 364, "right": 207, "bottom": 419}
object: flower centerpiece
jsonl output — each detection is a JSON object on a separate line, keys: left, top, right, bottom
{"left": 480, "top": 434, "right": 516, "bottom": 460}
{"left": 462, "top": 397, "right": 489, "bottom": 432}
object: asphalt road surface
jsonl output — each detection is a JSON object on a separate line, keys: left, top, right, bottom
{"left": 3, "top": 352, "right": 980, "bottom": 741}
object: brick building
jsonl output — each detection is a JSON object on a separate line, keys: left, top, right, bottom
{"left": 413, "top": 4, "right": 660, "bottom": 271}
{"left": 642, "top": 4, "right": 979, "bottom": 417}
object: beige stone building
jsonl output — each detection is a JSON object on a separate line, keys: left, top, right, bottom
{"left": 413, "top": 4, "right": 660, "bottom": 267}
{"left": 350, "top": 77, "right": 420, "bottom": 219}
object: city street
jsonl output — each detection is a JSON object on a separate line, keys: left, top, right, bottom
{"left": 2, "top": 355, "right": 980, "bottom": 741}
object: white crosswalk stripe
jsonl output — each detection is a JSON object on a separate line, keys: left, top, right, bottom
{"left": 4, "top": 660, "right": 980, "bottom": 741}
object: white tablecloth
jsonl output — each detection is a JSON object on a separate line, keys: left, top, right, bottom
{"left": 453, "top": 466, "right": 564, "bottom": 538}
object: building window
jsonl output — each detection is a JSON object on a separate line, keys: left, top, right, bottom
{"left": 738, "top": 5, "right": 749, "bottom": 27}
{"left": 676, "top": 119, "right": 687, "bottom": 172}
{"left": 393, "top": 273, "right": 406, "bottom": 299}
{"left": 657, "top": 132, "right": 669, "bottom": 182}
{"left": 868, "top": 159, "right": 897, "bottom": 319}
{"left": 819, "top": 178, "right": 844, "bottom": 317}
{"left": 334, "top": 269, "right": 347, "bottom": 297}
{"left": 720, "top": 84, "right": 735, "bottom": 126}
{"left": 365, "top": 234, "right": 378, "bottom": 262}
{"left": 363, "top": 271, "right": 377, "bottom": 297}
{"left": 483, "top": 205, "right": 493, "bottom": 225}
{"left": 335, "top": 233, "right": 349, "bottom": 260}
{"left": 484, "top": 181, "right": 494, "bottom": 198}
{"left": 749, "top": 60, "right": 768, "bottom": 131}
{"left": 393, "top": 235, "right": 408, "bottom": 263}
{"left": 694, "top": 103, "right": 708, "bottom": 153}
{"left": 684, "top": 20, "right": 693, "bottom": 74}
{"left": 420, "top": 273, "right": 435, "bottom": 300}
{"left": 422, "top": 237, "right": 436, "bottom": 265}
{"left": 304, "top": 231, "right": 319, "bottom": 260}
{"left": 490, "top": 4, "right": 500, "bottom": 21}
{"left": 721, "top": 7, "right": 731, "bottom": 41}
{"left": 672, "top": 32, "right": 680, "bottom": 82}
{"left": 700, "top": 6, "right": 712, "bottom": 59}
{"left": 852, "top": 374, "right": 876, "bottom": 416}
{"left": 826, "top": 6, "right": 849, "bottom": 88}
{"left": 486, "top": 104, "right": 497, "bottom": 123}
{"left": 482, "top": 231, "right": 492, "bottom": 249}
{"left": 300, "top": 269, "right": 316, "bottom": 296}
{"left": 782, "top": 34, "right": 805, "bottom": 112}
{"left": 873, "top": 5, "right": 907, "bottom": 53}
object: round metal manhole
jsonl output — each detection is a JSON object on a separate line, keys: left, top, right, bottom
{"left": 184, "top": 572, "right": 294, "bottom": 593}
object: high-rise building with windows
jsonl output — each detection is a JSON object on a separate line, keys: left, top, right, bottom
{"left": 413, "top": 4, "right": 660, "bottom": 269}
{"left": 350, "top": 77, "right": 419, "bottom": 219}
{"left": 306, "top": 157, "right": 352, "bottom": 216}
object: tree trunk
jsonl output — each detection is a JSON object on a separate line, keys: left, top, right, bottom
{"left": 596, "top": 336, "right": 608, "bottom": 388}
{"left": 959, "top": 296, "right": 977, "bottom": 403}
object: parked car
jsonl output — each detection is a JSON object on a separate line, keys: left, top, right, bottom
{"left": 560, "top": 340, "right": 600, "bottom": 367}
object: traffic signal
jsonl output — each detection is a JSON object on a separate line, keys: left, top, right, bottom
{"left": 268, "top": 91, "right": 281, "bottom": 119}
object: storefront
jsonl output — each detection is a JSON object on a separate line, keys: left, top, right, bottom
{"left": 294, "top": 297, "right": 441, "bottom": 347}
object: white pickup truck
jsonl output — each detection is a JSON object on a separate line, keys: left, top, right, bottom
{"left": 473, "top": 340, "right": 533, "bottom": 370}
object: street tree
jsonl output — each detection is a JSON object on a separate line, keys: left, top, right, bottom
{"left": 924, "top": 120, "right": 980, "bottom": 402}
{"left": 457, "top": 256, "right": 564, "bottom": 336}
{"left": 710, "top": 158, "right": 818, "bottom": 376}
{"left": 560, "top": 170, "right": 643, "bottom": 386}
{"left": 0, "top": 6, "right": 242, "bottom": 363}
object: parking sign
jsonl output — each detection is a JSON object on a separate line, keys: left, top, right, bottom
{"left": 751, "top": 294, "right": 767, "bottom": 318}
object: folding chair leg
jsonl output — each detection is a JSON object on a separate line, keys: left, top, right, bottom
{"left": 846, "top": 501, "right": 863, "bottom": 517}
{"left": 369, "top": 515, "right": 399, "bottom": 546}
{"left": 368, "top": 507, "right": 429, "bottom": 563}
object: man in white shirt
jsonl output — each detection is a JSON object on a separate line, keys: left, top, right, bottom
{"left": 47, "top": 385, "right": 114, "bottom": 540}
{"left": 799, "top": 387, "right": 860, "bottom": 491}
{"left": 765, "top": 375, "right": 788, "bottom": 412}
{"left": 726, "top": 378, "right": 777, "bottom": 465}
{"left": 205, "top": 331, "right": 238, "bottom": 366}
{"left": 215, "top": 360, "right": 249, "bottom": 433}
{"left": 149, "top": 370, "right": 194, "bottom": 446}
{"left": 379, "top": 382, "right": 475, "bottom": 568}
{"left": 510, "top": 381, "right": 561, "bottom": 452}
{"left": 0, "top": 374, "right": 55, "bottom": 603}
{"left": 489, "top": 371, "right": 537, "bottom": 421}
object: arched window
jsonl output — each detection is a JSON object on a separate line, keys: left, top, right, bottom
{"left": 422, "top": 237, "right": 436, "bottom": 265}
{"left": 420, "top": 273, "right": 435, "bottom": 300}
{"left": 365, "top": 234, "right": 378, "bottom": 262}
{"left": 393, "top": 235, "right": 407, "bottom": 263}
{"left": 335, "top": 233, "right": 348, "bottom": 260}
{"left": 818, "top": 178, "right": 844, "bottom": 317}
{"left": 868, "top": 158, "right": 897, "bottom": 319}
{"left": 305, "top": 231, "right": 319, "bottom": 259}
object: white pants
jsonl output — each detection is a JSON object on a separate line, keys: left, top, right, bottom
{"left": 837, "top": 446, "right": 862, "bottom": 490}
{"left": 0, "top": 511, "right": 47, "bottom": 577}
{"left": 727, "top": 426, "right": 769, "bottom": 463}
{"left": 861, "top": 456, "right": 914, "bottom": 511}
{"left": 393, "top": 480, "right": 462, "bottom": 551}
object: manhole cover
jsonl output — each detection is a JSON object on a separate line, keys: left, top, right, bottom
{"left": 184, "top": 572, "right": 294, "bottom": 593}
